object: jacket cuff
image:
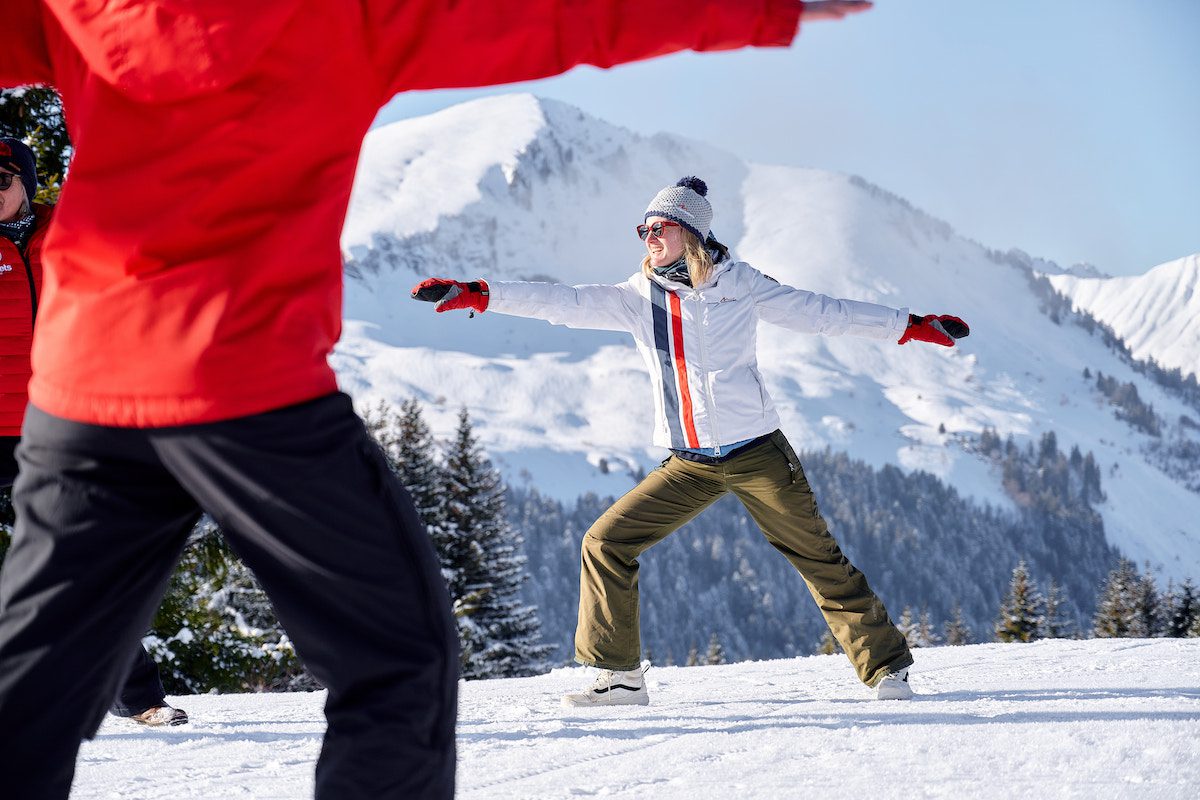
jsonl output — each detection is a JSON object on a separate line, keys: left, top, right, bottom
{"left": 759, "top": 0, "right": 804, "bottom": 47}
{"left": 483, "top": 280, "right": 518, "bottom": 315}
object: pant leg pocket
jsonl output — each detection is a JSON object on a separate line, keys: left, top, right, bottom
{"left": 768, "top": 430, "right": 804, "bottom": 484}
{"left": 759, "top": 432, "right": 825, "bottom": 521}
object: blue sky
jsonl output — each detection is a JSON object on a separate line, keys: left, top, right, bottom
{"left": 375, "top": 1, "right": 1200, "bottom": 277}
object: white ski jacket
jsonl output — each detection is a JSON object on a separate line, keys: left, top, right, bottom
{"left": 488, "top": 260, "right": 909, "bottom": 453}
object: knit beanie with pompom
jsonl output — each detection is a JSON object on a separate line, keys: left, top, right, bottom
{"left": 644, "top": 176, "right": 712, "bottom": 241}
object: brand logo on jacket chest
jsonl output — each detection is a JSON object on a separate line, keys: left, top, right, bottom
{"left": 0, "top": 263, "right": 14, "bottom": 275}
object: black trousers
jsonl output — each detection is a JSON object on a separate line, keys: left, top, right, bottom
{"left": 0, "top": 434, "right": 18, "bottom": 486}
{"left": 0, "top": 393, "right": 458, "bottom": 799}
{"left": 2, "top": 438, "right": 169, "bottom": 719}
{"left": 108, "top": 645, "right": 169, "bottom": 717}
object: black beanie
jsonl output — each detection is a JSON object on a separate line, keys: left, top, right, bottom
{"left": 0, "top": 137, "right": 39, "bottom": 201}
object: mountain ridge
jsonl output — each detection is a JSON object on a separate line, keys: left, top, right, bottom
{"left": 337, "top": 93, "right": 1200, "bottom": 582}
{"left": 1049, "top": 253, "right": 1200, "bottom": 381}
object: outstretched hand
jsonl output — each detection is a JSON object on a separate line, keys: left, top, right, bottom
{"left": 800, "top": 1, "right": 874, "bottom": 22}
{"left": 898, "top": 314, "right": 970, "bottom": 347}
{"left": 411, "top": 278, "right": 490, "bottom": 314}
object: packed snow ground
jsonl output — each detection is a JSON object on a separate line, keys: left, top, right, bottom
{"left": 75, "top": 639, "right": 1200, "bottom": 799}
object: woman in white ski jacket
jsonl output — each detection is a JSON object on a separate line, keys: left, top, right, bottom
{"left": 414, "top": 176, "right": 968, "bottom": 706}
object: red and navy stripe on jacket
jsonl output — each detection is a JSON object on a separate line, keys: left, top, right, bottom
{"left": 649, "top": 282, "right": 700, "bottom": 449}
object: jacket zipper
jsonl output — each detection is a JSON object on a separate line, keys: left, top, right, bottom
{"left": 19, "top": 247, "right": 38, "bottom": 326}
{"left": 691, "top": 288, "right": 723, "bottom": 455}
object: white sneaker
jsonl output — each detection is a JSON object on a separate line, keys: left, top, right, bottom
{"left": 562, "top": 667, "right": 649, "bottom": 708}
{"left": 875, "top": 667, "right": 913, "bottom": 700}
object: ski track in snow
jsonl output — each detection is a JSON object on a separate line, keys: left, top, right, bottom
{"left": 73, "top": 639, "right": 1200, "bottom": 799}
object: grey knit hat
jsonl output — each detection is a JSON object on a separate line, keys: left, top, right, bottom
{"left": 644, "top": 176, "right": 712, "bottom": 241}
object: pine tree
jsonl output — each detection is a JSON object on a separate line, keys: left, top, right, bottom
{"left": 995, "top": 561, "right": 1045, "bottom": 642}
{"left": 704, "top": 632, "right": 726, "bottom": 665}
{"left": 363, "top": 398, "right": 450, "bottom": 553}
{"left": 1042, "top": 579, "right": 1074, "bottom": 639}
{"left": 442, "top": 407, "right": 552, "bottom": 679}
{"left": 685, "top": 644, "right": 699, "bottom": 666}
{"left": 1159, "top": 582, "right": 1180, "bottom": 638}
{"left": 943, "top": 602, "right": 973, "bottom": 646}
{"left": 0, "top": 485, "right": 14, "bottom": 565}
{"left": 1132, "top": 565, "right": 1164, "bottom": 638}
{"left": 0, "top": 87, "right": 71, "bottom": 203}
{"left": 916, "top": 606, "right": 941, "bottom": 647}
{"left": 1093, "top": 559, "right": 1140, "bottom": 638}
{"left": 148, "top": 519, "right": 310, "bottom": 693}
{"left": 897, "top": 606, "right": 920, "bottom": 647}
{"left": 1081, "top": 453, "right": 1104, "bottom": 504}
{"left": 1167, "top": 579, "right": 1198, "bottom": 638}
{"left": 817, "top": 629, "right": 842, "bottom": 655}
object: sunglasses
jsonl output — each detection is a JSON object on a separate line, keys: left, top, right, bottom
{"left": 636, "top": 220, "right": 680, "bottom": 240}
{"left": 0, "top": 172, "right": 21, "bottom": 191}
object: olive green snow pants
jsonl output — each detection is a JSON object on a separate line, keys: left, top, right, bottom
{"left": 575, "top": 431, "right": 912, "bottom": 687}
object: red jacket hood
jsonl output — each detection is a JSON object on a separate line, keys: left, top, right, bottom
{"left": 44, "top": 0, "right": 303, "bottom": 103}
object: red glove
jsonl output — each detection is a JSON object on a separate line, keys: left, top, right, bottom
{"left": 898, "top": 314, "right": 969, "bottom": 347}
{"left": 411, "top": 278, "right": 489, "bottom": 314}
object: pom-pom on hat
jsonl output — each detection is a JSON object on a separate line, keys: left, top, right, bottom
{"left": 0, "top": 137, "right": 38, "bottom": 202}
{"left": 644, "top": 176, "right": 712, "bottom": 241}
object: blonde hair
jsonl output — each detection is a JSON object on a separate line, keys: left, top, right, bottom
{"left": 641, "top": 228, "right": 714, "bottom": 287}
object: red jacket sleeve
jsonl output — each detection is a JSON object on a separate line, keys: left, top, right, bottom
{"left": 0, "top": 0, "right": 55, "bottom": 88}
{"left": 368, "top": 0, "right": 802, "bottom": 99}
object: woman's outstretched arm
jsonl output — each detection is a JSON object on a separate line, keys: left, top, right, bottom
{"left": 745, "top": 265, "right": 969, "bottom": 346}
{"left": 412, "top": 277, "right": 644, "bottom": 333}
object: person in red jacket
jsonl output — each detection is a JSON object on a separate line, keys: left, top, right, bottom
{"left": 0, "top": 137, "right": 50, "bottom": 477}
{"left": 0, "top": 2, "right": 871, "bottom": 798}
{"left": 1, "top": 136, "right": 189, "bottom": 728}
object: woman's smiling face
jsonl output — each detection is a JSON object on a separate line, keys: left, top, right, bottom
{"left": 0, "top": 171, "right": 28, "bottom": 223}
{"left": 643, "top": 216, "right": 685, "bottom": 268}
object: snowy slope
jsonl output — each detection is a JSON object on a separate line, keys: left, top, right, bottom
{"left": 1048, "top": 253, "right": 1200, "bottom": 381}
{"left": 73, "top": 639, "right": 1200, "bottom": 799}
{"left": 336, "top": 93, "right": 1200, "bottom": 582}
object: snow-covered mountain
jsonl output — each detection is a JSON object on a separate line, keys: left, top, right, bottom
{"left": 1047, "top": 253, "right": 1200, "bottom": 381}
{"left": 337, "top": 93, "right": 1200, "bottom": 583}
